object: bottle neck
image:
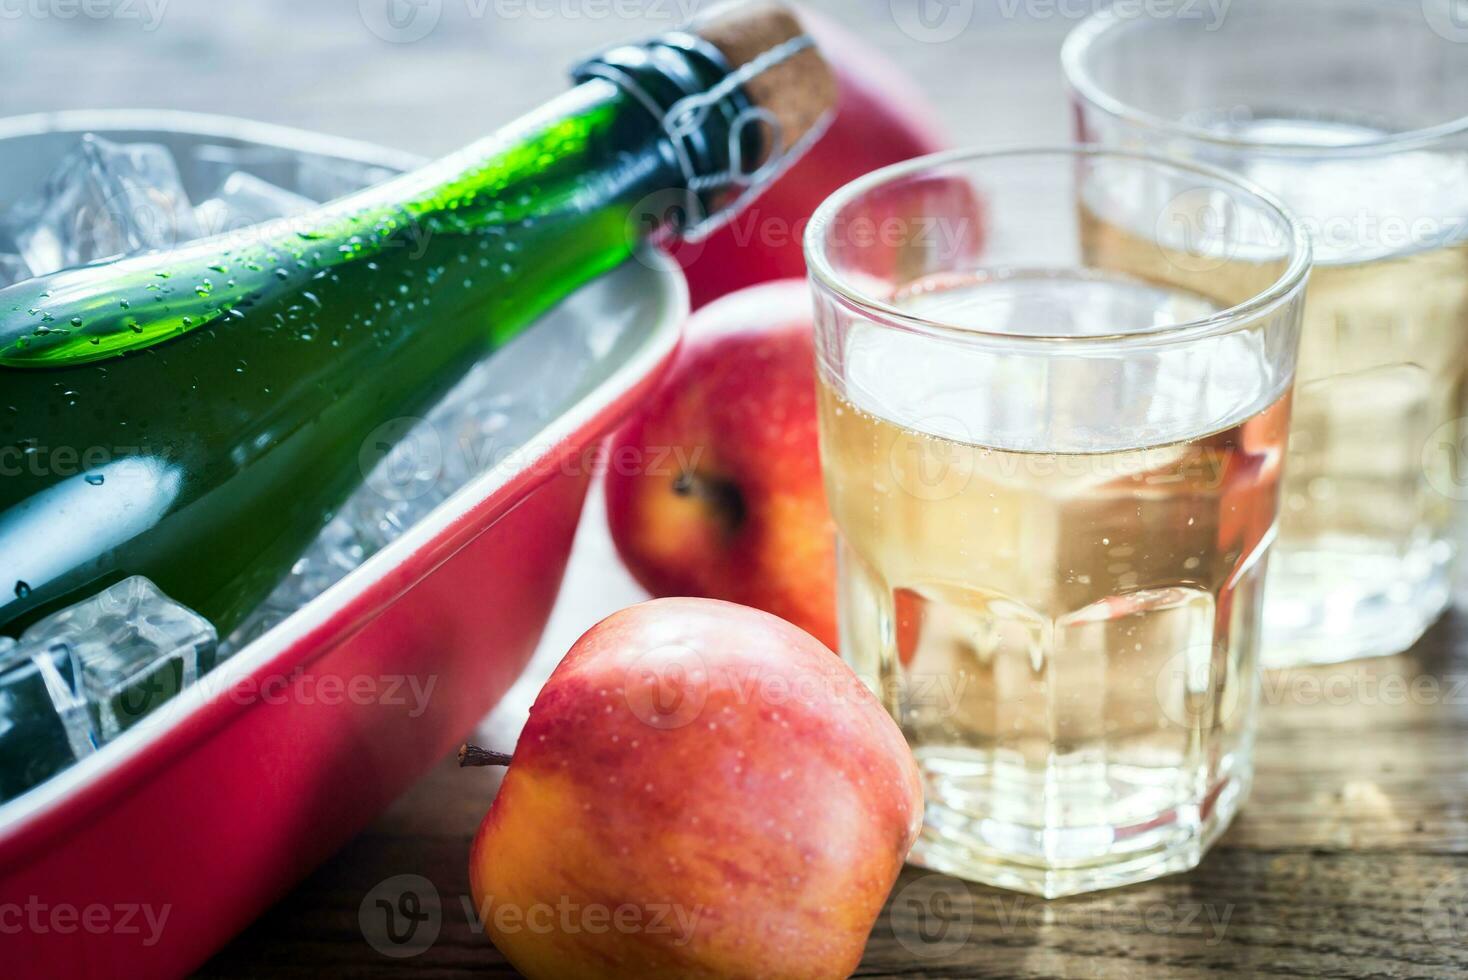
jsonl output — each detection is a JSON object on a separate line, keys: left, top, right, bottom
{"left": 326, "top": 30, "right": 757, "bottom": 253}
{"left": 571, "top": 31, "right": 764, "bottom": 229}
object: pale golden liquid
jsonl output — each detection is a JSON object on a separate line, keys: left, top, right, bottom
{"left": 1083, "top": 206, "right": 1468, "bottom": 662}
{"left": 819, "top": 382, "right": 1289, "bottom": 819}
{"left": 1277, "top": 247, "right": 1468, "bottom": 633}
{"left": 815, "top": 253, "right": 1298, "bottom": 892}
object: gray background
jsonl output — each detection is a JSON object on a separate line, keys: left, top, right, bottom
{"left": 0, "top": 0, "right": 1071, "bottom": 153}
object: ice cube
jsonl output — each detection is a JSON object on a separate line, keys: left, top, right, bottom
{"left": 21, "top": 576, "right": 216, "bottom": 740}
{"left": 296, "top": 156, "right": 396, "bottom": 203}
{"left": 7, "top": 135, "right": 200, "bottom": 276}
{"left": 0, "top": 638, "right": 93, "bottom": 802}
{"left": 226, "top": 319, "right": 601, "bottom": 643}
{"left": 219, "top": 517, "right": 366, "bottom": 655}
{"left": 192, "top": 143, "right": 304, "bottom": 196}
{"left": 191, "top": 143, "right": 392, "bottom": 203}
{"left": 293, "top": 516, "right": 368, "bottom": 596}
{"left": 0, "top": 252, "right": 31, "bottom": 288}
{"left": 263, "top": 516, "right": 367, "bottom": 612}
{"left": 342, "top": 317, "right": 600, "bottom": 555}
{"left": 191, "top": 143, "right": 392, "bottom": 204}
{"left": 218, "top": 604, "right": 292, "bottom": 659}
{"left": 194, "top": 172, "right": 316, "bottom": 237}
{"left": 32, "top": 644, "right": 97, "bottom": 760}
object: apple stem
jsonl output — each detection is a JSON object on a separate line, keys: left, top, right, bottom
{"left": 672, "top": 470, "right": 746, "bottom": 531}
{"left": 458, "top": 743, "right": 513, "bottom": 769}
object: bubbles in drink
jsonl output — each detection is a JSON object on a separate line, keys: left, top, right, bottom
{"left": 819, "top": 270, "right": 1289, "bottom": 895}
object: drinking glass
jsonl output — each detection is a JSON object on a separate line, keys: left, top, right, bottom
{"left": 1064, "top": 0, "right": 1468, "bottom": 668}
{"left": 804, "top": 147, "right": 1310, "bottom": 897}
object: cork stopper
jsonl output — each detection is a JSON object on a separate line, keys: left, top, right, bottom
{"left": 692, "top": 1, "right": 838, "bottom": 167}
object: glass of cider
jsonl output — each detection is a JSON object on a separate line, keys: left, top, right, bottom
{"left": 804, "top": 147, "right": 1310, "bottom": 897}
{"left": 1065, "top": 0, "right": 1468, "bottom": 669}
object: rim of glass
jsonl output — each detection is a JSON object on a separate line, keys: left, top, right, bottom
{"left": 803, "top": 145, "right": 1312, "bottom": 349}
{"left": 1061, "top": 3, "right": 1468, "bottom": 157}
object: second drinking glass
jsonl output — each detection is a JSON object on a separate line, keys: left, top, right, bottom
{"left": 1064, "top": 0, "right": 1468, "bottom": 667}
{"left": 805, "top": 147, "right": 1310, "bottom": 897}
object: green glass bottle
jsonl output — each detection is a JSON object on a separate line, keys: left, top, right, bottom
{"left": 0, "top": 7, "right": 832, "bottom": 635}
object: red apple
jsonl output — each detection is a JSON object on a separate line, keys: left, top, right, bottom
{"left": 467, "top": 598, "right": 923, "bottom": 980}
{"left": 677, "top": 5, "right": 949, "bottom": 309}
{"left": 604, "top": 280, "right": 836, "bottom": 649}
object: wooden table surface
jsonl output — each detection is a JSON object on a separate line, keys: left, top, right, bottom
{"left": 192, "top": 488, "right": 1468, "bottom": 979}
{"left": 7, "top": 1, "right": 1467, "bottom": 976}
{"left": 192, "top": 487, "right": 1468, "bottom": 974}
